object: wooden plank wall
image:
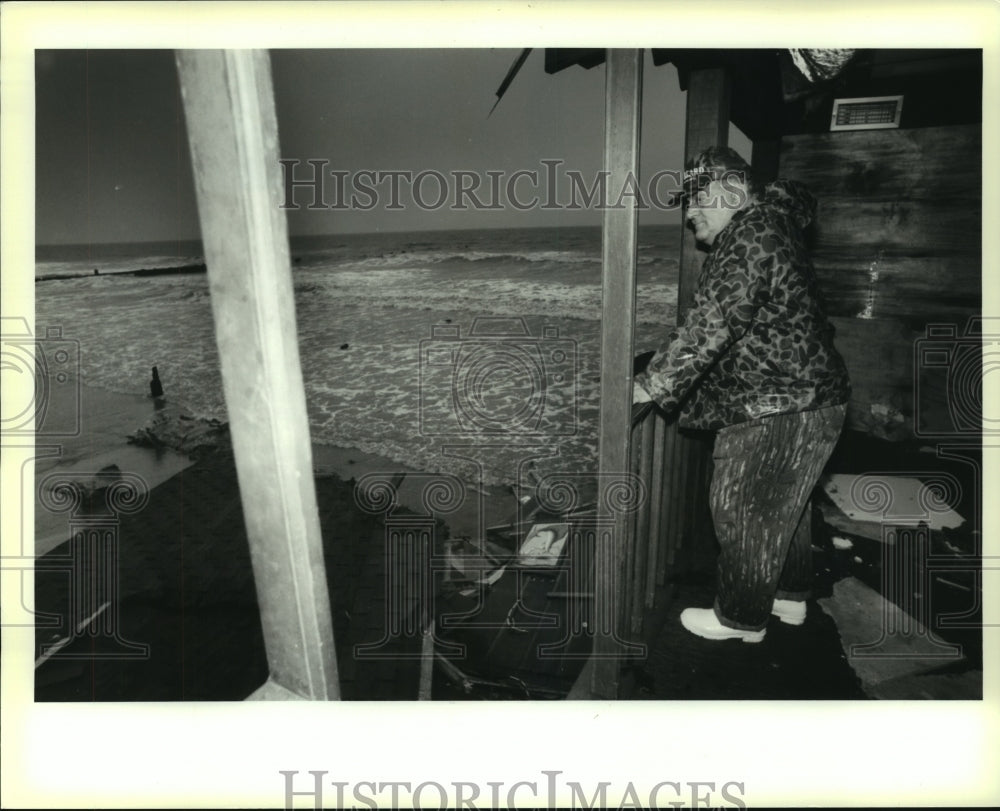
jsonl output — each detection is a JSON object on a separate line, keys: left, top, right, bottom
{"left": 779, "top": 125, "right": 982, "bottom": 440}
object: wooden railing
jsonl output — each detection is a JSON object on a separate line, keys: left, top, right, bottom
{"left": 615, "top": 403, "right": 672, "bottom": 646}
{"left": 624, "top": 402, "right": 662, "bottom": 640}
{"left": 617, "top": 403, "right": 714, "bottom": 650}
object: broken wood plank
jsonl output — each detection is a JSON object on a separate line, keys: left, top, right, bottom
{"left": 817, "top": 576, "right": 962, "bottom": 693}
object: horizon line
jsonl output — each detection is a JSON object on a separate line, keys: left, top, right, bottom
{"left": 36, "top": 221, "right": 684, "bottom": 250}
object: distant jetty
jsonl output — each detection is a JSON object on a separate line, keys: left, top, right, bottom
{"left": 36, "top": 262, "right": 208, "bottom": 283}
{"left": 129, "top": 263, "right": 208, "bottom": 278}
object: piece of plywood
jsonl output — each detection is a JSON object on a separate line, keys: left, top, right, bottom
{"left": 817, "top": 576, "right": 962, "bottom": 691}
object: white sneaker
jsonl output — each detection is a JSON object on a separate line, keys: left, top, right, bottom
{"left": 771, "top": 599, "right": 806, "bottom": 626}
{"left": 679, "top": 608, "right": 765, "bottom": 643}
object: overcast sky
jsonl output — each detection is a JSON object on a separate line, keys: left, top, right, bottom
{"left": 35, "top": 48, "right": 751, "bottom": 245}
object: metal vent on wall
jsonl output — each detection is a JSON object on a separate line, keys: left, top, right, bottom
{"left": 830, "top": 95, "right": 904, "bottom": 131}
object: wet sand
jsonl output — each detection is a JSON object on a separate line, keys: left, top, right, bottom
{"left": 35, "top": 381, "right": 519, "bottom": 556}
{"left": 34, "top": 385, "right": 192, "bottom": 556}
{"left": 33, "top": 381, "right": 522, "bottom": 700}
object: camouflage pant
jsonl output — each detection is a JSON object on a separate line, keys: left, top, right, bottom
{"left": 710, "top": 403, "right": 847, "bottom": 630}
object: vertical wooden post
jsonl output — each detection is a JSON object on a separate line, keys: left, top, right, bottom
{"left": 645, "top": 413, "right": 667, "bottom": 605}
{"left": 175, "top": 50, "right": 339, "bottom": 701}
{"left": 751, "top": 138, "right": 781, "bottom": 189}
{"left": 650, "top": 67, "right": 732, "bottom": 583}
{"left": 630, "top": 414, "right": 655, "bottom": 634}
{"left": 592, "top": 48, "right": 643, "bottom": 700}
{"left": 678, "top": 68, "right": 731, "bottom": 315}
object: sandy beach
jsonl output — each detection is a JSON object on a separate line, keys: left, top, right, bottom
{"left": 31, "top": 381, "right": 527, "bottom": 700}
{"left": 34, "top": 381, "right": 521, "bottom": 557}
{"left": 34, "top": 384, "right": 192, "bottom": 557}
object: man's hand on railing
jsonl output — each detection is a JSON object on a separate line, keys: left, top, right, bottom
{"left": 631, "top": 400, "right": 654, "bottom": 426}
{"left": 632, "top": 380, "right": 655, "bottom": 427}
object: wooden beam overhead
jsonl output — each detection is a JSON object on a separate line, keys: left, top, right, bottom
{"left": 678, "top": 67, "right": 731, "bottom": 316}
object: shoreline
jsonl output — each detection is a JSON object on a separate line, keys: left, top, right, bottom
{"left": 35, "top": 263, "right": 208, "bottom": 283}
{"left": 35, "top": 381, "right": 518, "bottom": 558}
{"left": 32, "top": 381, "right": 521, "bottom": 700}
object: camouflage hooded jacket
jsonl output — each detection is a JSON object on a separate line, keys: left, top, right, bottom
{"left": 637, "top": 179, "right": 851, "bottom": 431}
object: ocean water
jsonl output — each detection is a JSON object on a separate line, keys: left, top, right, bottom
{"left": 34, "top": 226, "right": 681, "bottom": 486}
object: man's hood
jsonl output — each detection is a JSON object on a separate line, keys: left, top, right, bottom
{"left": 754, "top": 179, "right": 817, "bottom": 229}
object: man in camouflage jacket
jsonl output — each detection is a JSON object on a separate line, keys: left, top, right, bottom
{"left": 635, "top": 146, "right": 850, "bottom": 642}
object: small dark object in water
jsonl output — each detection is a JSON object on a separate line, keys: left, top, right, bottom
{"left": 339, "top": 343, "right": 349, "bottom": 350}
{"left": 150, "top": 366, "right": 164, "bottom": 398}
{"left": 93, "top": 268, "right": 100, "bottom": 275}
{"left": 444, "top": 318, "right": 452, "bottom": 323}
